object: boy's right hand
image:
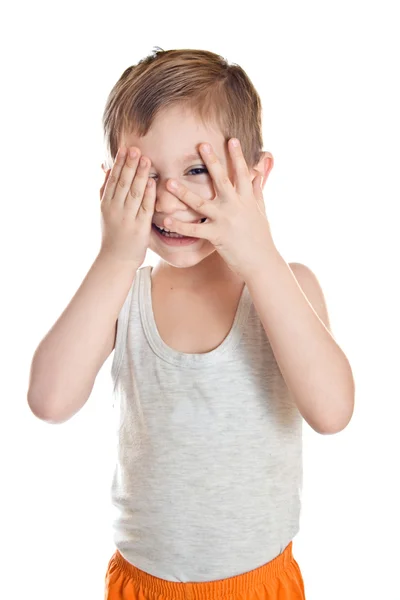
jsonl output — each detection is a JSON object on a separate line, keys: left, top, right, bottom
{"left": 99, "top": 146, "right": 156, "bottom": 266}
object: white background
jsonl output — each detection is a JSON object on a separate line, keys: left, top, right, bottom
{"left": 2, "top": 0, "right": 399, "bottom": 598}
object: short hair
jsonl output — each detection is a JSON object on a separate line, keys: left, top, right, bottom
{"left": 102, "top": 47, "right": 264, "bottom": 171}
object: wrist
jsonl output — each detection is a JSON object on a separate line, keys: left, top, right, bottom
{"left": 96, "top": 249, "right": 141, "bottom": 274}
{"left": 241, "top": 244, "right": 282, "bottom": 283}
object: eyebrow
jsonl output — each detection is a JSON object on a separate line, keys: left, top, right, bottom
{"left": 180, "top": 151, "right": 223, "bottom": 163}
{"left": 181, "top": 152, "right": 203, "bottom": 162}
{"left": 147, "top": 151, "right": 222, "bottom": 168}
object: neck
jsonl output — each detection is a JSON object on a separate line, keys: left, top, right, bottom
{"left": 151, "top": 252, "right": 243, "bottom": 290}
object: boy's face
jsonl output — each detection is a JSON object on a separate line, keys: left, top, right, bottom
{"left": 119, "top": 105, "right": 239, "bottom": 270}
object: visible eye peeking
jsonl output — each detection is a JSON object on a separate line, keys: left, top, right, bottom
{"left": 187, "top": 167, "right": 209, "bottom": 176}
{"left": 149, "top": 167, "right": 209, "bottom": 181}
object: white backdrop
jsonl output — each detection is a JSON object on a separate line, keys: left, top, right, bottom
{"left": 2, "top": 0, "right": 399, "bottom": 598}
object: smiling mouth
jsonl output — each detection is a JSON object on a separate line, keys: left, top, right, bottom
{"left": 152, "top": 217, "right": 207, "bottom": 236}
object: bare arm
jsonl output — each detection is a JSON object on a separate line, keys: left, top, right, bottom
{"left": 245, "top": 254, "right": 355, "bottom": 435}
{"left": 27, "top": 252, "right": 139, "bottom": 424}
{"left": 27, "top": 143, "right": 156, "bottom": 423}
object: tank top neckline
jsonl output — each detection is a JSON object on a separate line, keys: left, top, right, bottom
{"left": 138, "top": 265, "right": 252, "bottom": 368}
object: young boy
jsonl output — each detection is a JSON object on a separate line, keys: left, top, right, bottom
{"left": 27, "top": 48, "right": 355, "bottom": 599}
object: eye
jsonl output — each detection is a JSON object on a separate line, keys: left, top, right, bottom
{"left": 187, "top": 167, "right": 208, "bottom": 176}
{"left": 149, "top": 167, "right": 209, "bottom": 180}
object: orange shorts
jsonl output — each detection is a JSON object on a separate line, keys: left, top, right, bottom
{"left": 105, "top": 541, "right": 306, "bottom": 600}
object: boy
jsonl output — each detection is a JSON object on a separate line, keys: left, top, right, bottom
{"left": 28, "top": 48, "right": 355, "bottom": 599}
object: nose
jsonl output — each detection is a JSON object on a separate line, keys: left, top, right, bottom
{"left": 154, "top": 181, "right": 190, "bottom": 217}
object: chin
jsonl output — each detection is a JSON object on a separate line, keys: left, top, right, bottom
{"left": 148, "top": 239, "right": 216, "bottom": 269}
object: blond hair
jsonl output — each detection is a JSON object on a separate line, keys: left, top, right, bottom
{"left": 102, "top": 47, "right": 264, "bottom": 170}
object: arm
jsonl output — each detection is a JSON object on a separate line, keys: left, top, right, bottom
{"left": 27, "top": 252, "right": 139, "bottom": 424}
{"left": 28, "top": 141, "right": 157, "bottom": 424}
{"left": 155, "top": 136, "right": 354, "bottom": 434}
{"left": 245, "top": 250, "right": 355, "bottom": 435}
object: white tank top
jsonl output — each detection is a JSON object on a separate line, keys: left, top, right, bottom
{"left": 110, "top": 265, "right": 303, "bottom": 582}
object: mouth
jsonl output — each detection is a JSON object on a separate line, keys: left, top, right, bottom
{"left": 152, "top": 217, "right": 207, "bottom": 238}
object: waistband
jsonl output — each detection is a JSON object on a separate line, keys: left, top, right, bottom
{"left": 112, "top": 542, "right": 295, "bottom": 600}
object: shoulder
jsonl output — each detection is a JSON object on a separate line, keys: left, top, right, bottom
{"left": 288, "top": 262, "right": 332, "bottom": 332}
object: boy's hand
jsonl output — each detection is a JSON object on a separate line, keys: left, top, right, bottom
{"left": 162, "top": 138, "right": 277, "bottom": 279}
{"left": 99, "top": 146, "right": 156, "bottom": 265}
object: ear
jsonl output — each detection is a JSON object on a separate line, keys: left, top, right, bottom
{"left": 250, "top": 152, "right": 274, "bottom": 190}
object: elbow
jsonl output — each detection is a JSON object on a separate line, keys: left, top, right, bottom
{"left": 313, "top": 398, "right": 355, "bottom": 435}
{"left": 316, "top": 420, "right": 351, "bottom": 435}
{"left": 27, "top": 392, "right": 71, "bottom": 425}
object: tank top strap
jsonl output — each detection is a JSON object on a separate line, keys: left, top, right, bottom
{"left": 138, "top": 265, "right": 253, "bottom": 369}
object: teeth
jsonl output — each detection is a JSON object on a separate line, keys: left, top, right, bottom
{"left": 153, "top": 218, "right": 205, "bottom": 234}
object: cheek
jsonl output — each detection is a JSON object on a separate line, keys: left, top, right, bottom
{"left": 198, "top": 178, "right": 216, "bottom": 200}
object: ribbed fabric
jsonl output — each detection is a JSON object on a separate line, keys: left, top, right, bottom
{"left": 105, "top": 541, "right": 306, "bottom": 599}
{"left": 109, "top": 265, "right": 303, "bottom": 582}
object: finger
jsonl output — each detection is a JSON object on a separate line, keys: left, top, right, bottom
{"left": 101, "top": 146, "right": 128, "bottom": 204}
{"left": 228, "top": 138, "right": 253, "bottom": 196}
{"left": 199, "top": 143, "right": 234, "bottom": 198}
{"left": 102, "top": 146, "right": 141, "bottom": 207}
{"left": 252, "top": 174, "right": 266, "bottom": 214}
{"left": 166, "top": 180, "right": 218, "bottom": 220}
{"left": 136, "top": 177, "right": 157, "bottom": 223}
{"left": 163, "top": 216, "right": 212, "bottom": 240}
{"left": 125, "top": 155, "right": 152, "bottom": 214}
{"left": 99, "top": 168, "right": 111, "bottom": 201}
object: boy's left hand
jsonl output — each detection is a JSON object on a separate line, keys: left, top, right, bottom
{"left": 164, "top": 138, "right": 278, "bottom": 279}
